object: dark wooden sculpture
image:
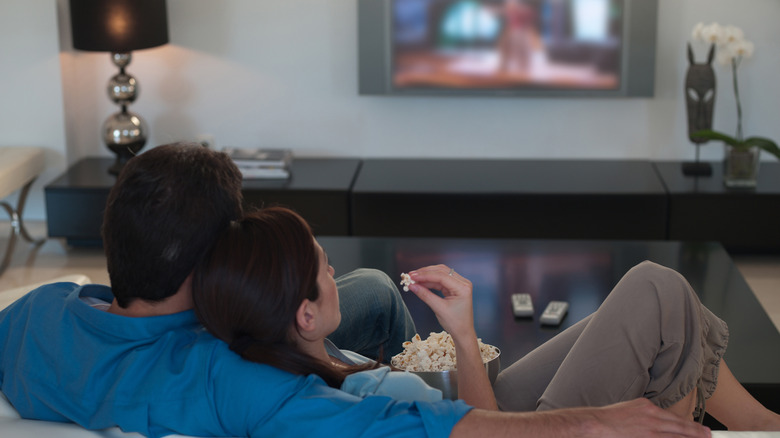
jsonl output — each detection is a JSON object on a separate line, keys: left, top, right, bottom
{"left": 683, "top": 43, "right": 716, "bottom": 176}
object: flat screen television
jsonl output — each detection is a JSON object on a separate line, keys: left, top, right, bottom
{"left": 359, "top": 0, "right": 658, "bottom": 97}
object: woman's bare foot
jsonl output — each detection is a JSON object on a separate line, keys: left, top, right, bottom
{"left": 751, "top": 410, "right": 780, "bottom": 431}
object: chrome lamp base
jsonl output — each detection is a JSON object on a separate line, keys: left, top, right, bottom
{"left": 103, "top": 52, "right": 148, "bottom": 175}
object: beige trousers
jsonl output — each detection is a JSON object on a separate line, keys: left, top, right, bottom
{"left": 493, "top": 261, "right": 729, "bottom": 412}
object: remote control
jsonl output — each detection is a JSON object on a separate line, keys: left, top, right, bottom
{"left": 540, "top": 301, "right": 569, "bottom": 326}
{"left": 511, "top": 293, "right": 534, "bottom": 317}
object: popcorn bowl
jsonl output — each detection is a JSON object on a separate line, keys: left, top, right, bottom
{"left": 406, "top": 348, "right": 500, "bottom": 400}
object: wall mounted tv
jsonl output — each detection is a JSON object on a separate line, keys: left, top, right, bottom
{"left": 359, "top": 0, "right": 658, "bottom": 97}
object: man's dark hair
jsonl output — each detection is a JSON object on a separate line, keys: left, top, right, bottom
{"left": 102, "top": 143, "right": 244, "bottom": 308}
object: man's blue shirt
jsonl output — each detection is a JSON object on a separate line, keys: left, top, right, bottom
{"left": 0, "top": 283, "right": 471, "bottom": 437}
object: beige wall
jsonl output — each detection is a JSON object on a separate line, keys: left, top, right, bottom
{"left": 2, "top": 0, "right": 780, "bottom": 220}
{"left": 59, "top": 0, "right": 780, "bottom": 162}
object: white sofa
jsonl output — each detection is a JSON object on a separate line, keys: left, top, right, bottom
{"left": 0, "top": 392, "right": 145, "bottom": 437}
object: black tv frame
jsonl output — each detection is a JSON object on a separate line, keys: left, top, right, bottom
{"left": 358, "top": 0, "right": 658, "bottom": 98}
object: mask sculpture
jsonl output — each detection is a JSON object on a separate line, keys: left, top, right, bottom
{"left": 683, "top": 43, "right": 716, "bottom": 176}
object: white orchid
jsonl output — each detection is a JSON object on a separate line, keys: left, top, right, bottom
{"left": 691, "top": 22, "right": 753, "bottom": 65}
{"left": 689, "top": 22, "right": 779, "bottom": 161}
{"left": 716, "top": 39, "right": 754, "bottom": 66}
{"left": 721, "top": 25, "right": 744, "bottom": 45}
{"left": 694, "top": 22, "right": 724, "bottom": 45}
{"left": 691, "top": 22, "right": 706, "bottom": 40}
{"left": 730, "top": 38, "right": 754, "bottom": 58}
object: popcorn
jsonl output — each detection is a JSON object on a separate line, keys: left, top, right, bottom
{"left": 400, "top": 272, "right": 415, "bottom": 292}
{"left": 390, "top": 331, "right": 499, "bottom": 372}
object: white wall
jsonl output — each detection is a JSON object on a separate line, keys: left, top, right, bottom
{"left": 60, "top": 0, "right": 780, "bottom": 162}
{"left": 3, "top": 0, "right": 780, "bottom": 220}
{"left": 1, "top": 0, "right": 66, "bottom": 221}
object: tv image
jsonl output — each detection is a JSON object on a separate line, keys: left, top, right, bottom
{"left": 359, "top": 0, "right": 658, "bottom": 97}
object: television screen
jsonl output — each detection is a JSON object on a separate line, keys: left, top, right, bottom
{"left": 391, "top": 0, "right": 624, "bottom": 91}
{"left": 358, "top": 0, "right": 656, "bottom": 97}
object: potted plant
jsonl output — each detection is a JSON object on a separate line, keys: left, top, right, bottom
{"left": 690, "top": 22, "right": 780, "bottom": 188}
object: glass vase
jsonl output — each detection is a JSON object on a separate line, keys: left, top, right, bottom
{"left": 723, "top": 145, "right": 760, "bottom": 188}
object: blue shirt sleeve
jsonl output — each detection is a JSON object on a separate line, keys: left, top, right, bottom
{"left": 208, "top": 345, "right": 472, "bottom": 438}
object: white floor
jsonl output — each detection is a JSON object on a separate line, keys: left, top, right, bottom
{"left": 0, "top": 222, "right": 110, "bottom": 289}
{"left": 1, "top": 221, "right": 779, "bottom": 333}
{"left": 732, "top": 255, "right": 780, "bottom": 333}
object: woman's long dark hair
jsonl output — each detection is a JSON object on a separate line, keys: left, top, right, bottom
{"left": 192, "top": 207, "right": 377, "bottom": 388}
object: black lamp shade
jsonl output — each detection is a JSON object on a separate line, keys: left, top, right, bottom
{"left": 70, "top": 0, "right": 169, "bottom": 53}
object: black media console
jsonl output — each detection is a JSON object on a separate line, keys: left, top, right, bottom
{"left": 45, "top": 157, "right": 780, "bottom": 253}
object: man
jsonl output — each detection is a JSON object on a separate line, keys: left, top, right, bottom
{"left": 98, "top": 142, "right": 416, "bottom": 360}
{"left": 0, "top": 143, "right": 709, "bottom": 437}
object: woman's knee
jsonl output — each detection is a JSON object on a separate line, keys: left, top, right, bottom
{"left": 602, "top": 261, "right": 697, "bottom": 320}
{"left": 625, "top": 261, "right": 692, "bottom": 298}
{"left": 349, "top": 268, "right": 400, "bottom": 304}
{"left": 629, "top": 260, "right": 679, "bottom": 280}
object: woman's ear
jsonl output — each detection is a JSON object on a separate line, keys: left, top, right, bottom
{"left": 295, "top": 299, "right": 317, "bottom": 333}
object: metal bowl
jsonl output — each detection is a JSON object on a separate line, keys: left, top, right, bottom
{"left": 406, "top": 348, "right": 500, "bottom": 400}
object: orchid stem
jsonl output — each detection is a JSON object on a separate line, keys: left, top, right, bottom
{"left": 732, "top": 57, "right": 743, "bottom": 142}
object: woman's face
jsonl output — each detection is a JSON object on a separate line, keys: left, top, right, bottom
{"left": 314, "top": 239, "right": 341, "bottom": 334}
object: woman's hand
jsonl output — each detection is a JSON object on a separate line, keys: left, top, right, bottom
{"left": 408, "top": 265, "right": 498, "bottom": 410}
{"left": 407, "top": 265, "right": 475, "bottom": 340}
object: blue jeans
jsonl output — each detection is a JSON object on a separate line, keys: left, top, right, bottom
{"left": 328, "top": 268, "right": 417, "bottom": 361}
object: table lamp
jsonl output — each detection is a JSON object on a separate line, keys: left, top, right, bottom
{"left": 69, "top": 0, "right": 169, "bottom": 175}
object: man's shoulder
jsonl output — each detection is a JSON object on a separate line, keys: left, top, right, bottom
{"left": 206, "top": 340, "right": 298, "bottom": 381}
{"left": 0, "top": 282, "right": 90, "bottom": 322}
{"left": 27, "top": 281, "right": 85, "bottom": 298}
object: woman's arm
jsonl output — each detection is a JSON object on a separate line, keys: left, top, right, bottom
{"left": 407, "top": 266, "right": 498, "bottom": 410}
{"left": 449, "top": 328, "right": 498, "bottom": 410}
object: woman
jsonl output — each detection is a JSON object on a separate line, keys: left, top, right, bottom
{"left": 192, "top": 207, "right": 480, "bottom": 405}
{"left": 193, "top": 207, "right": 780, "bottom": 429}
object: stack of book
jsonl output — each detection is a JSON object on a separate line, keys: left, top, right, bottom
{"left": 222, "top": 148, "right": 293, "bottom": 179}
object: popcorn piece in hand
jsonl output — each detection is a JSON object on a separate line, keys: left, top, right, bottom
{"left": 400, "top": 272, "right": 415, "bottom": 292}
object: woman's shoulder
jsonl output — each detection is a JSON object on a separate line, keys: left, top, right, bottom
{"left": 322, "top": 339, "right": 443, "bottom": 403}
{"left": 323, "top": 338, "right": 373, "bottom": 365}
{"left": 342, "top": 367, "right": 443, "bottom": 403}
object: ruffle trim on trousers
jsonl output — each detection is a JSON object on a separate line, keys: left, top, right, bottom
{"left": 700, "top": 308, "right": 730, "bottom": 400}
{"left": 653, "top": 295, "right": 729, "bottom": 410}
